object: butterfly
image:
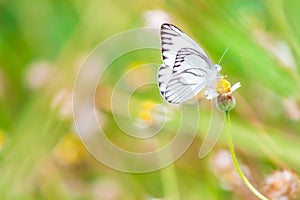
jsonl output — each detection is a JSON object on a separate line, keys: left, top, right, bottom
{"left": 158, "top": 23, "right": 225, "bottom": 104}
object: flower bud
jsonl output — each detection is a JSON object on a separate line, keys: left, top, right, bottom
{"left": 216, "top": 94, "right": 236, "bottom": 112}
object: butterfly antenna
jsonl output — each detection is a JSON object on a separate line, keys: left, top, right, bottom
{"left": 220, "top": 54, "right": 242, "bottom": 65}
{"left": 218, "top": 45, "right": 231, "bottom": 65}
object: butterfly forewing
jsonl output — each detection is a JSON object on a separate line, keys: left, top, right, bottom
{"left": 160, "top": 23, "right": 209, "bottom": 68}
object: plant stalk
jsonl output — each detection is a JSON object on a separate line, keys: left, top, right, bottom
{"left": 160, "top": 163, "right": 180, "bottom": 200}
{"left": 225, "top": 111, "right": 268, "bottom": 200}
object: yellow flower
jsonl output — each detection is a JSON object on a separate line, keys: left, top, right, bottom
{"left": 215, "top": 76, "right": 241, "bottom": 112}
{"left": 216, "top": 76, "right": 231, "bottom": 94}
{"left": 53, "top": 133, "right": 85, "bottom": 165}
{"left": 216, "top": 76, "right": 240, "bottom": 96}
{"left": 137, "top": 101, "right": 156, "bottom": 123}
{"left": 205, "top": 76, "right": 240, "bottom": 100}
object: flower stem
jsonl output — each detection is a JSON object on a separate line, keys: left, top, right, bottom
{"left": 225, "top": 111, "right": 268, "bottom": 200}
{"left": 160, "top": 164, "right": 180, "bottom": 200}
{"left": 159, "top": 142, "right": 180, "bottom": 200}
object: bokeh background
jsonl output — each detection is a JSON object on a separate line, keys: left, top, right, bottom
{"left": 0, "top": 0, "right": 300, "bottom": 199}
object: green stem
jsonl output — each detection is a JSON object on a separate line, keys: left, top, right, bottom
{"left": 159, "top": 142, "right": 180, "bottom": 200}
{"left": 160, "top": 164, "right": 180, "bottom": 200}
{"left": 225, "top": 111, "right": 269, "bottom": 200}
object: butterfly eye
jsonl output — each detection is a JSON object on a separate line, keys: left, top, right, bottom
{"left": 214, "top": 64, "right": 222, "bottom": 72}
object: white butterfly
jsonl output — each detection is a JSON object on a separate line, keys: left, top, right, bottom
{"left": 158, "top": 23, "right": 226, "bottom": 104}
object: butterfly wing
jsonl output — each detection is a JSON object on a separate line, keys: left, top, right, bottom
{"left": 160, "top": 23, "right": 209, "bottom": 67}
{"left": 158, "top": 23, "right": 214, "bottom": 103}
{"left": 163, "top": 48, "right": 212, "bottom": 103}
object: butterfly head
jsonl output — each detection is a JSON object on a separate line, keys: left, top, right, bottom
{"left": 213, "top": 64, "right": 222, "bottom": 72}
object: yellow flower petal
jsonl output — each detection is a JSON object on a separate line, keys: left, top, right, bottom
{"left": 216, "top": 76, "right": 231, "bottom": 94}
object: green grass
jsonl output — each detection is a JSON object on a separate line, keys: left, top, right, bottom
{"left": 0, "top": 0, "right": 299, "bottom": 199}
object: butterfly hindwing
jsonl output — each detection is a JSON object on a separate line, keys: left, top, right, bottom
{"left": 173, "top": 48, "right": 212, "bottom": 75}
{"left": 158, "top": 63, "right": 172, "bottom": 97}
{"left": 163, "top": 48, "right": 211, "bottom": 103}
{"left": 164, "top": 74, "right": 206, "bottom": 104}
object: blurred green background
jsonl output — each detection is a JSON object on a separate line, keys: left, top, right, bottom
{"left": 0, "top": 0, "right": 300, "bottom": 199}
